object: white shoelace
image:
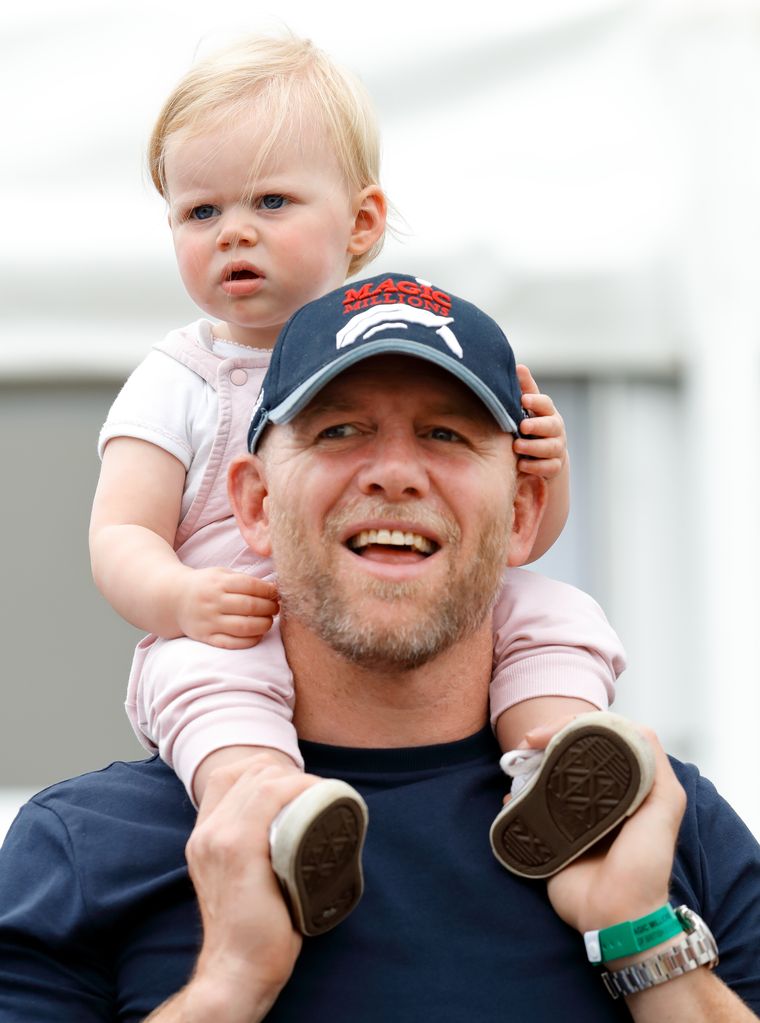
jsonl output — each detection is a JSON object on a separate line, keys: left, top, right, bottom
{"left": 499, "top": 748, "right": 544, "bottom": 797}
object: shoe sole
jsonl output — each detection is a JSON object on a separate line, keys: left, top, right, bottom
{"left": 270, "top": 780, "right": 368, "bottom": 936}
{"left": 489, "top": 712, "right": 655, "bottom": 879}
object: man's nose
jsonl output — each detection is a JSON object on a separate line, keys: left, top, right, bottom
{"left": 216, "top": 209, "right": 258, "bottom": 250}
{"left": 356, "top": 432, "right": 431, "bottom": 501}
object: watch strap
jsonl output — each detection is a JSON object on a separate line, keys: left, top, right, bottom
{"left": 600, "top": 908, "right": 719, "bottom": 999}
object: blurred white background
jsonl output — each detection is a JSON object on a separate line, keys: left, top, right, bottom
{"left": 2, "top": 0, "right": 759, "bottom": 838}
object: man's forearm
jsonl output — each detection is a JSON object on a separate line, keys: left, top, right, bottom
{"left": 144, "top": 972, "right": 278, "bottom": 1023}
{"left": 144, "top": 763, "right": 311, "bottom": 1023}
{"left": 626, "top": 967, "right": 758, "bottom": 1022}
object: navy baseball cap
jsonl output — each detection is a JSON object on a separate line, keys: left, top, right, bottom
{"left": 247, "top": 271, "right": 527, "bottom": 452}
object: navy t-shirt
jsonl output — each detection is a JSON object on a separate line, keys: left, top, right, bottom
{"left": 0, "top": 728, "right": 759, "bottom": 1021}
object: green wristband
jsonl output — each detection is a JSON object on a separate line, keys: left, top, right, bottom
{"left": 584, "top": 905, "right": 684, "bottom": 963}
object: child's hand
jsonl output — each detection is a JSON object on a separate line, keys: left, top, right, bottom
{"left": 176, "top": 568, "right": 279, "bottom": 649}
{"left": 513, "top": 364, "right": 567, "bottom": 480}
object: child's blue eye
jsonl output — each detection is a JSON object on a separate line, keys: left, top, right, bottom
{"left": 190, "top": 204, "right": 220, "bottom": 221}
{"left": 260, "top": 195, "right": 288, "bottom": 210}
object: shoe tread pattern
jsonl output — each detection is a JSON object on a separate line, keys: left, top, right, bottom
{"left": 546, "top": 735, "right": 635, "bottom": 840}
{"left": 491, "top": 728, "right": 642, "bottom": 878}
{"left": 496, "top": 818, "right": 554, "bottom": 868}
{"left": 295, "top": 801, "right": 364, "bottom": 935}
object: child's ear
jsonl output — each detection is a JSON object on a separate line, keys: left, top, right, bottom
{"left": 348, "top": 186, "right": 387, "bottom": 256}
{"left": 507, "top": 473, "right": 548, "bottom": 567}
{"left": 227, "top": 454, "right": 272, "bottom": 556}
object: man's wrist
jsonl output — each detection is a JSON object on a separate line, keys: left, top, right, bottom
{"left": 602, "top": 931, "right": 688, "bottom": 969}
{"left": 169, "top": 969, "right": 279, "bottom": 1023}
{"left": 584, "top": 903, "right": 685, "bottom": 963}
{"left": 589, "top": 907, "right": 719, "bottom": 1000}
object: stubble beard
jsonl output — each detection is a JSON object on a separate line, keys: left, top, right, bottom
{"left": 269, "top": 500, "right": 511, "bottom": 672}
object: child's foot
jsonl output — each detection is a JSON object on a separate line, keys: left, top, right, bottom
{"left": 489, "top": 712, "right": 655, "bottom": 879}
{"left": 269, "top": 778, "right": 368, "bottom": 936}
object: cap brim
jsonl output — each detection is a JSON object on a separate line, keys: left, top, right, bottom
{"left": 266, "top": 339, "right": 518, "bottom": 433}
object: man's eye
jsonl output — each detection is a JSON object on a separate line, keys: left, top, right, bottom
{"left": 428, "top": 427, "right": 462, "bottom": 443}
{"left": 189, "top": 204, "right": 220, "bottom": 221}
{"left": 259, "top": 195, "right": 288, "bottom": 210}
{"left": 319, "top": 423, "right": 359, "bottom": 440}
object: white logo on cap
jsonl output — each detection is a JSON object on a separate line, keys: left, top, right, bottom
{"left": 250, "top": 388, "right": 264, "bottom": 417}
{"left": 335, "top": 303, "right": 463, "bottom": 358}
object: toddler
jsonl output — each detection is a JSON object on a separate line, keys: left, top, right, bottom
{"left": 90, "top": 34, "right": 634, "bottom": 937}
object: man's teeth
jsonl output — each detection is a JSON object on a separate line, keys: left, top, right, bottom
{"left": 348, "top": 529, "right": 435, "bottom": 554}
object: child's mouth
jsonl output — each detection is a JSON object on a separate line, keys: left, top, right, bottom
{"left": 227, "top": 269, "right": 259, "bottom": 281}
{"left": 221, "top": 266, "right": 265, "bottom": 296}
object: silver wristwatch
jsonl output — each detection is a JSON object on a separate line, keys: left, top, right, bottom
{"left": 601, "top": 906, "right": 719, "bottom": 999}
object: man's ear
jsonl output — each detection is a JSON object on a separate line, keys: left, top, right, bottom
{"left": 507, "top": 473, "right": 548, "bottom": 567}
{"left": 227, "top": 453, "right": 272, "bottom": 557}
{"left": 348, "top": 186, "right": 387, "bottom": 257}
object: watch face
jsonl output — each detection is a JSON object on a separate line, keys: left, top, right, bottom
{"left": 676, "top": 905, "right": 717, "bottom": 946}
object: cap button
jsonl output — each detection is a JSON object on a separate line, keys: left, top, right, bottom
{"left": 230, "top": 368, "right": 248, "bottom": 386}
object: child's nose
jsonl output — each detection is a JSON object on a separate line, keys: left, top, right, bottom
{"left": 216, "top": 210, "right": 258, "bottom": 250}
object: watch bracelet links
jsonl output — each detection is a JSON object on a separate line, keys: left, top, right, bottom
{"left": 600, "top": 922, "right": 719, "bottom": 999}
{"left": 584, "top": 903, "right": 684, "bottom": 963}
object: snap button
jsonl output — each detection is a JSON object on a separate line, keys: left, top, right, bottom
{"left": 230, "top": 369, "right": 248, "bottom": 386}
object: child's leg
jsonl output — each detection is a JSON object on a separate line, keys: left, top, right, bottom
{"left": 490, "top": 701, "right": 655, "bottom": 880}
{"left": 194, "top": 743, "right": 368, "bottom": 938}
{"left": 494, "top": 695, "right": 599, "bottom": 754}
{"left": 128, "top": 631, "right": 368, "bottom": 936}
{"left": 193, "top": 744, "right": 299, "bottom": 806}
{"left": 488, "top": 570, "right": 643, "bottom": 878}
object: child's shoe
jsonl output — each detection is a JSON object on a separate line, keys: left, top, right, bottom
{"left": 489, "top": 712, "right": 655, "bottom": 878}
{"left": 269, "top": 778, "right": 368, "bottom": 936}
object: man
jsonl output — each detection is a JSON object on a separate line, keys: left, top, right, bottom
{"left": 1, "top": 275, "right": 759, "bottom": 1022}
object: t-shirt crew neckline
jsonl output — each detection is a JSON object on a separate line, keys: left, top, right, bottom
{"left": 300, "top": 726, "right": 496, "bottom": 775}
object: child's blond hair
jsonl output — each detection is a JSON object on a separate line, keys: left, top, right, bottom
{"left": 149, "top": 33, "right": 385, "bottom": 274}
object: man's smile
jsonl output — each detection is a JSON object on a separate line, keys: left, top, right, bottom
{"left": 324, "top": 503, "right": 455, "bottom": 578}
{"left": 338, "top": 520, "right": 445, "bottom": 572}
{"left": 347, "top": 528, "right": 437, "bottom": 557}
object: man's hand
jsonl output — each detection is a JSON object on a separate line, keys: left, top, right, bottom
{"left": 513, "top": 363, "right": 568, "bottom": 480}
{"left": 148, "top": 759, "right": 317, "bottom": 1022}
{"left": 538, "top": 718, "right": 759, "bottom": 1021}
{"left": 175, "top": 568, "right": 279, "bottom": 648}
{"left": 544, "top": 720, "right": 685, "bottom": 932}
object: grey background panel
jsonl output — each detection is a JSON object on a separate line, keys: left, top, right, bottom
{"left": 0, "top": 383, "right": 144, "bottom": 787}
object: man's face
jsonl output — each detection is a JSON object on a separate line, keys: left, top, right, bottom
{"left": 257, "top": 356, "right": 522, "bottom": 670}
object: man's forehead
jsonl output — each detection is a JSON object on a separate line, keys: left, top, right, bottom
{"left": 297, "top": 355, "right": 499, "bottom": 423}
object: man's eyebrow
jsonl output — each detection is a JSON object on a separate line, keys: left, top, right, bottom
{"left": 297, "top": 398, "right": 358, "bottom": 422}
{"left": 290, "top": 398, "right": 360, "bottom": 434}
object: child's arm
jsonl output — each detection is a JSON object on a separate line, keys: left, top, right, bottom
{"left": 90, "top": 436, "right": 278, "bottom": 648}
{"left": 491, "top": 568, "right": 626, "bottom": 750}
{"left": 129, "top": 612, "right": 305, "bottom": 805}
{"left": 513, "top": 364, "right": 570, "bottom": 563}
